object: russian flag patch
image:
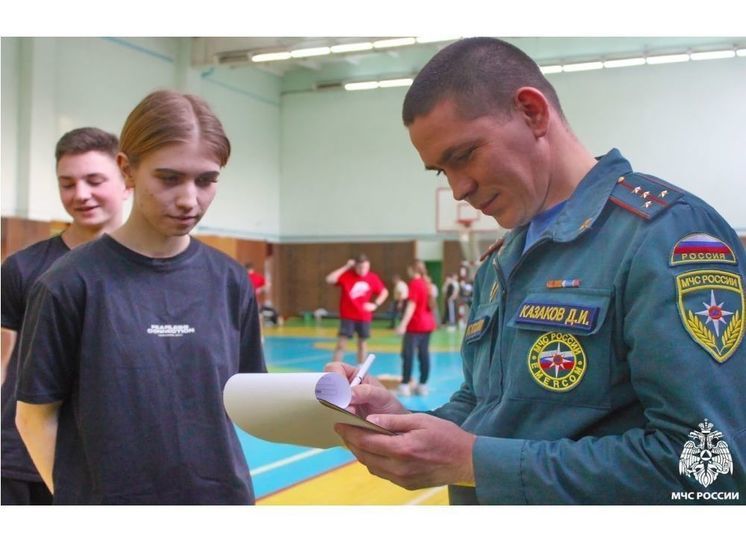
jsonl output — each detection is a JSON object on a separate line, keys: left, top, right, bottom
{"left": 670, "top": 233, "right": 736, "bottom": 266}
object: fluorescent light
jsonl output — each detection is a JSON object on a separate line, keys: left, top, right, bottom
{"left": 646, "top": 53, "right": 690, "bottom": 65}
{"left": 373, "top": 38, "right": 416, "bottom": 49}
{"left": 291, "top": 47, "right": 331, "bottom": 58}
{"left": 331, "top": 42, "right": 373, "bottom": 53}
{"left": 416, "top": 36, "right": 460, "bottom": 44}
{"left": 344, "top": 81, "right": 379, "bottom": 91}
{"left": 738, "top": 49, "right": 746, "bottom": 57}
{"left": 690, "top": 50, "right": 736, "bottom": 61}
{"left": 251, "top": 51, "right": 292, "bottom": 62}
{"left": 540, "top": 65, "right": 563, "bottom": 74}
{"left": 603, "top": 57, "right": 646, "bottom": 68}
{"left": 378, "top": 78, "right": 413, "bottom": 88}
{"left": 562, "top": 61, "right": 604, "bottom": 72}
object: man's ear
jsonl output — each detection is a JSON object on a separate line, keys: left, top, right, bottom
{"left": 116, "top": 152, "right": 136, "bottom": 188}
{"left": 513, "top": 87, "right": 550, "bottom": 138}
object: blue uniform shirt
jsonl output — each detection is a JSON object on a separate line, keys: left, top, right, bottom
{"left": 433, "top": 149, "right": 746, "bottom": 504}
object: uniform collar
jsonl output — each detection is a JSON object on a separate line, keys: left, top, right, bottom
{"left": 493, "top": 149, "right": 631, "bottom": 277}
{"left": 501, "top": 148, "right": 631, "bottom": 251}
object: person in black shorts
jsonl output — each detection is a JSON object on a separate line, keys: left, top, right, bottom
{"left": 15, "top": 90, "right": 266, "bottom": 504}
{"left": 326, "top": 255, "right": 388, "bottom": 364}
{"left": 1, "top": 127, "right": 130, "bottom": 505}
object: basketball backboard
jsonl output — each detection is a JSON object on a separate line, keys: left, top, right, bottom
{"left": 436, "top": 187, "right": 501, "bottom": 233}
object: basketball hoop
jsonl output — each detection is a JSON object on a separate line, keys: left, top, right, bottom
{"left": 457, "top": 218, "right": 479, "bottom": 269}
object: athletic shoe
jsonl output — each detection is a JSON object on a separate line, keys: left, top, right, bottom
{"left": 415, "top": 384, "right": 429, "bottom": 396}
{"left": 397, "top": 384, "right": 411, "bottom": 397}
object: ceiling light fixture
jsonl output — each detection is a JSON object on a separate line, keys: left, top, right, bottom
{"left": 415, "top": 36, "right": 461, "bottom": 44}
{"left": 540, "top": 65, "right": 563, "bottom": 74}
{"left": 690, "top": 49, "right": 736, "bottom": 61}
{"left": 251, "top": 51, "right": 292, "bottom": 62}
{"left": 646, "top": 53, "right": 690, "bottom": 65}
{"left": 378, "top": 78, "right": 414, "bottom": 88}
{"left": 603, "top": 57, "right": 646, "bottom": 68}
{"left": 562, "top": 61, "right": 604, "bottom": 72}
{"left": 344, "top": 81, "right": 379, "bottom": 91}
{"left": 291, "top": 47, "right": 332, "bottom": 58}
{"left": 331, "top": 42, "right": 374, "bottom": 53}
{"left": 737, "top": 48, "right": 746, "bottom": 57}
{"left": 373, "top": 38, "right": 416, "bottom": 49}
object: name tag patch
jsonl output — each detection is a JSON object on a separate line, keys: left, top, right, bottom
{"left": 464, "top": 317, "right": 487, "bottom": 342}
{"left": 515, "top": 300, "right": 599, "bottom": 332}
{"left": 670, "top": 233, "right": 736, "bottom": 266}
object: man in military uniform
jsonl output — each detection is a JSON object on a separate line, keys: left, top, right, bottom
{"left": 330, "top": 37, "right": 745, "bottom": 504}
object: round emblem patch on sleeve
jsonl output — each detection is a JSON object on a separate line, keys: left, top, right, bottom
{"left": 528, "top": 332, "right": 587, "bottom": 392}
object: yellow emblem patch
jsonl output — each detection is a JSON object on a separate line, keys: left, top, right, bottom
{"left": 676, "top": 269, "right": 744, "bottom": 363}
{"left": 528, "top": 332, "right": 587, "bottom": 392}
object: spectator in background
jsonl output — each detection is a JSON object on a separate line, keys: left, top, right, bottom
{"left": 1, "top": 127, "right": 131, "bottom": 505}
{"left": 395, "top": 260, "right": 436, "bottom": 397}
{"left": 245, "top": 262, "right": 279, "bottom": 326}
{"left": 326, "top": 255, "right": 388, "bottom": 364}
{"left": 388, "top": 274, "right": 409, "bottom": 328}
{"left": 441, "top": 273, "right": 459, "bottom": 330}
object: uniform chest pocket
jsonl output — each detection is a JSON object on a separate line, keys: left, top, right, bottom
{"left": 462, "top": 301, "right": 500, "bottom": 398}
{"left": 504, "top": 288, "right": 613, "bottom": 409}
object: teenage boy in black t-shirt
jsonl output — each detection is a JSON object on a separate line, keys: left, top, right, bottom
{"left": 1, "top": 127, "right": 130, "bottom": 505}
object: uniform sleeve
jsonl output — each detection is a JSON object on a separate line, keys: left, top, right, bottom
{"left": 429, "top": 269, "right": 484, "bottom": 426}
{"left": 238, "top": 273, "right": 267, "bottom": 374}
{"left": 16, "top": 278, "right": 82, "bottom": 403}
{"left": 471, "top": 203, "right": 746, "bottom": 504}
{"left": 1, "top": 255, "right": 24, "bottom": 330}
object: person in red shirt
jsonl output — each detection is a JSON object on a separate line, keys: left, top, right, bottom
{"left": 326, "top": 255, "right": 388, "bottom": 364}
{"left": 245, "top": 262, "right": 279, "bottom": 326}
{"left": 395, "top": 260, "right": 437, "bottom": 396}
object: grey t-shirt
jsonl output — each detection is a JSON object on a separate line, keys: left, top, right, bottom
{"left": 17, "top": 235, "right": 266, "bottom": 504}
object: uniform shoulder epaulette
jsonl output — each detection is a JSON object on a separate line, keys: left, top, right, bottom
{"left": 609, "top": 172, "right": 684, "bottom": 220}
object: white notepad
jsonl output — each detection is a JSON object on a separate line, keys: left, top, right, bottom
{"left": 223, "top": 372, "right": 394, "bottom": 449}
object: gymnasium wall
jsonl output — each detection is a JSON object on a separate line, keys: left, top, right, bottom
{"left": 280, "top": 56, "right": 746, "bottom": 238}
{"left": 1, "top": 37, "right": 282, "bottom": 240}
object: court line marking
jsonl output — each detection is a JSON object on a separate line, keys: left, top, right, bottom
{"left": 406, "top": 486, "right": 446, "bottom": 505}
{"left": 251, "top": 448, "right": 329, "bottom": 476}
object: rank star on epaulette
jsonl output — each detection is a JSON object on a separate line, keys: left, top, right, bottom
{"left": 676, "top": 269, "right": 744, "bottom": 362}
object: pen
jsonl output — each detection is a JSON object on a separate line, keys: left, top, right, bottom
{"left": 350, "top": 353, "right": 375, "bottom": 387}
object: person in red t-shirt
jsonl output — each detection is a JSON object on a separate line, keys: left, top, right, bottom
{"left": 395, "top": 260, "right": 436, "bottom": 397}
{"left": 326, "top": 254, "right": 388, "bottom": 364}
{"left": 245, "top": 262, "right": 279, "bottom": 326}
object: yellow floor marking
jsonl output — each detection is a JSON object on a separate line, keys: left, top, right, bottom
{"left": 258, "top": 461, "right": 449, "bottom": 505}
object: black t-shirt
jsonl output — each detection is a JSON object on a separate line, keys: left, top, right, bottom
{"left": 16, "top": 235, "right": 266, "bottom": 504}
{"left": 1, "top": 235, "right": 69, "bottom": 481}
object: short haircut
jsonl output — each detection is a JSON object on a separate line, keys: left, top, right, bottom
{"left": 55, "top": 127, "right": 119, "bottom": 164}
{"left": 355, "top": 254, "right": 369, "bottom": 263}
{"left": 402, "top": 37, "right": 565, "bottom": 125}
{"left": 120, "top": 89, "right": 231, "bottom": 168}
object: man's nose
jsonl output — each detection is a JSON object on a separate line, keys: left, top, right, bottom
{"left": 449, "top": 171, "right": 477, "bottom": 203}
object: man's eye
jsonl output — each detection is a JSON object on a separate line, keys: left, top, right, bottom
{"left": 196, "top": 176, "right": 218, "bottom": 188}
{"left": 455, "top": 148, "right": 475, "bottom": 162}
{"left": 160, "top": 175, "right": 179, "bottom": 185}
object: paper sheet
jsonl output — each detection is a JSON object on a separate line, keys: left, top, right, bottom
{"left": 223, "top": 372, "right": 393, "bottom": 448}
